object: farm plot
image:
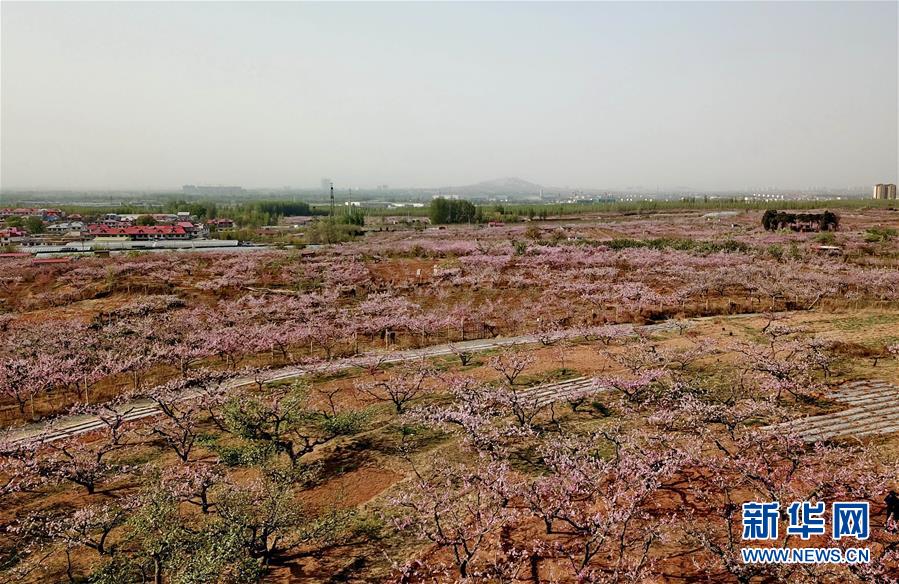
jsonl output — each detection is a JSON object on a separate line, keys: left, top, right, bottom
{"left": 766, "top": 379, "right": 899, "bottom": 441}
{"left": 518, "top": 376, "right": 606, "bottom": 406}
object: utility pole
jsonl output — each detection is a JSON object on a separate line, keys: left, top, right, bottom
{"left": 329, "top": 182, "right": 335, "bottom": 218}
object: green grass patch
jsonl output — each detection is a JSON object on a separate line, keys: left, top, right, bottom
{"left": 831, "top": 313, "right": 899, "bottom": 331}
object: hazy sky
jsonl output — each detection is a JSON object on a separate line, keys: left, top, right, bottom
{"left": 2, "top": 1, "right": 897, "bottom": 191}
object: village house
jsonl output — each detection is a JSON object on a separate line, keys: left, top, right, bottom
{"left": 175, "top": 221, "right": 197, "bottom": 235}
{"left": 45, "top": 221, "right": 86, "bottom": 235}
{"left": 87, "top": 224, "right": 191, "bottom": 241}
{"left": 100, "top": 213, "right": 135, "bottom": 227}
{"left": 0, "top": 227, "right": 29, "bottom": 245}
{"left": 207, "top": 218, "right": 235, "bottom": 230}
{"left": 151, "top": 214, "right": 179, "bottom": 224}
{"left": 0, "top": 208, "right": 64, "bottom": 221}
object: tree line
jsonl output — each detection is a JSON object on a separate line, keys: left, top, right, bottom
{"left": 761, "top": 209, "right": 840, "bottom": 232}
{"left": 428, "top": 197, "right": 480, "bottom": 224}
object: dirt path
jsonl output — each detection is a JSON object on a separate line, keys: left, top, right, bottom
{"left": 7, "top": 311, "right": 787, "bottom": 444}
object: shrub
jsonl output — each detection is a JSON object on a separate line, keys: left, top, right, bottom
{"left": 864, "top": 226, "right": 897, "bottom": 243}
{"left": 814, "top": 231, "right": 837, "bottom": 245}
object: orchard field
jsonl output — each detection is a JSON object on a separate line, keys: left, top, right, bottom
{"left": 2, "top": 207, "right": 899, "bottom": 583}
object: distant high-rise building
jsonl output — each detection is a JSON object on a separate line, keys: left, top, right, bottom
{"left": 873, "top": 183, "right": 897, "bottom": 200}
{"left": 321, "top": 178, "right": 332, "bottom": 193}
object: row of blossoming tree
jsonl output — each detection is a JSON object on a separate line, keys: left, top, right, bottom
{"left": 2, "top": 316, "right": 897, "bottom": 581}
{"left": 2, "top": 232, "right": 897, "bottom": 420}
{"left": 387, "top": 325, "right": 899, "bottom": 581}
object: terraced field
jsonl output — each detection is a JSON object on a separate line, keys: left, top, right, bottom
{"left": 766, "top": 380, "right": 899, "bottom": 441}
{"left": 518, "top": 376, "right": 604, "bottom": 406}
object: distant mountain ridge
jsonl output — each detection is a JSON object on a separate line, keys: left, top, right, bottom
{"left": 437, "top": 177, "right": 544, "bottom": 196}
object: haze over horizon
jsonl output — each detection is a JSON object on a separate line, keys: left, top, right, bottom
{"left": 1, "top": 2, "right": 897, "bottom": 192}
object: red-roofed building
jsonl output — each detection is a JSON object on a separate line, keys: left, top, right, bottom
{"left": 175, "top": 221, "right": 197, "bottom": 234}
{"left": 1, "top": 208, "right": 34, "bottom": 219}
{"left": 0, "top": 227, "right": 28, "bottom": 244}
{"left": 32, "top": 257, "right": 72, "bottom": 265}
{"left": 0, "top": 208, "right": 63, "bottom": 220}
{"left": 207, "top": 218, "right": 235, "bottom": 230}
{"left": 151, "top": 214, "right": 178, "bottom": 223}
{"left": 87, "top": 224, "right": 190, "bottom": 240}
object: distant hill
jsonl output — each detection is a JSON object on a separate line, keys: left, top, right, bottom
{"left": 438, "top": 177, "right": 544, "bottom": 196}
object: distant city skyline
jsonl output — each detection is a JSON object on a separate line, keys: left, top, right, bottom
{"left": 2, "top": 2, "right": 897, "bottom": 191}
